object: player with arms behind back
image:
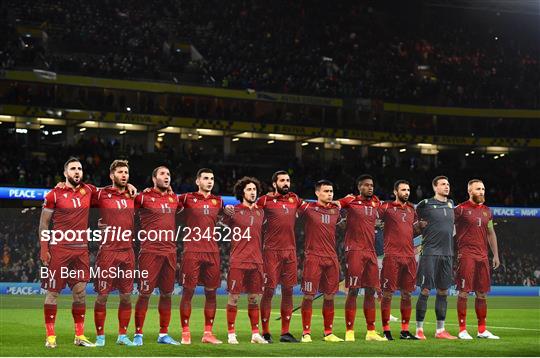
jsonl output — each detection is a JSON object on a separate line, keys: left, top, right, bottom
{"left": 39, "top": 157, "right": 96, "bottom": 348}
{"left": 455, "top": 179, "right": 500, "bottom": 340}
{"left": 414, "top": 176, "right": 457, "bottom": 340}
{"left": 378, "top": 180, "right": 420, "bottom": 341}
{"left": 299, "top": 180, "right": 343, "bottom": 343}
{"left": 223, "top": 177, "right": 268, "bottom": 345}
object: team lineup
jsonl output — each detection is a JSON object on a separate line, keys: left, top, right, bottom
{"left": 38, "top": 157, "right": 501, "bottom": 349}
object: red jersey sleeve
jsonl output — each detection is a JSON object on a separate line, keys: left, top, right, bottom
{"left": 377, "top": 202, "right": 388, "bottom": 218}
{"left": 256, "top": 195, "right": 267, "bottom": 207}
{"left": 338, "top": 196, "right": 355, "bottom": 208}
{"left": 43, "top": 190, "right": 56, "bottom": 210}
{"left": 298, "top": 201, "right": 310, "bottom": 217}
{"left": 177, "top": 193, "right": 188, "bottom": 211}
{"left": 454, "top": 205, "right": 463, "bottom": 222}
{"left": 134, "top": 193, "right": 144, "bottom": 209}
{"left": 91, "top": 188, "right": 101, "bottom": 207}
{"left": 295, "top": 195, "right": 305, "bottom": 208}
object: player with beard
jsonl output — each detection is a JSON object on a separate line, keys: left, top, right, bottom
{"left": 40, "top": 157, "right": 97, "bottom": 348}
{"left": 178, "top": 168, "right": 224, "bottom": 344}
{"left": 92, "top": 160, "right": 137, "bottom": 346}
{"left": 455, "top": 179, "right": 500, "bottom": 340}
{"left": 133, "top": 166, "right": 181, "bottom": 346}
{"left": 256, "top": 171, "right": 304, "bottom": 343}
{"left": 337, "top": 175, "right": 387, "bottom": 342}
{"left": 378, "top": 180, "right": 421, "bottom": 341}
{"left": 223, "top": 177, "right": 268, "bottom": 345}
{"left": 414, "top": 176, "right": 457, "bottom": 340}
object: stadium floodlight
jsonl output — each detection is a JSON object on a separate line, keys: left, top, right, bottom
{"left": 79, "top": 128, "right": 86, "bottom": 132}
{"left": 267, "top": 140, "right": 275, "bottom": 144}
{"left": 119, "top": 130, "right": 126, "bottom": 135}
{"left": 399, "top": 148, "right": 407, "bottom": 152}
{"left": 232, "top": 138, "right": 240, "bottom": 142}
{"left": 301, "top": 142, "right": 309, "bottom": 146}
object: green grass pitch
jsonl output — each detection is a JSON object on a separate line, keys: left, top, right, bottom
{"left": 1, "top": 295, "right": 539, "bottom": 356}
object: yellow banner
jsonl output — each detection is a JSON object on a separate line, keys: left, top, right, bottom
{"left": 3, "top": 70, "right": 342, "bottom": 107}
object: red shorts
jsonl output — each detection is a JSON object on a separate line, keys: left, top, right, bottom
{"left": 456, "top": 256, "right": 491, "bottom": 293}
{"left": 227, "top": 263, "right": 264, "bottom": 294}
{"left": 180, "top": 251, "right": 221, "bottom": 289}
{"left": 301, "top": 255, "right": 339, "bottom": 295}
{"left": 380, "top": 255, "right": 417, "bottom": 292}
{"left": 263, "top": 249, "right": 297, "bottom": 289}
{"left": 94, "top": 248, "right": 135, "bottom": 294}
{"left": 345, "top": 250, "right": 379, "bottom": 289}
{"left": 138, "top": 251, "right": 177, "bottom": 295}
{"left": 41, "top": 246, "right": 89, "bottom": 292}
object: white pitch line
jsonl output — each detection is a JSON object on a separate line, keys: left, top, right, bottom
{"left": 217, "top": 309, "right": 540, "bottom": 332}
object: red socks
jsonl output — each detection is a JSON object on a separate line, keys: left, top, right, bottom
{"left": 248, "top": 303, "right": 260, "bottom": 333}
{"left": 363, "top": 293, "right": 376, "bottom": 330}
{"left": 345, "top": 293, "right": 357, "bottom": 331}
{"left": 227, "top": 304, "right": 238, "bottom": 333}
{"left": 381, "top": 295, "right": 392, "bottom": 331}
{"left": 457, "top": 295, "right": 468, "bottom": 332}
{"left": 158, "top": 296, "right": 171, "bottom": 334}
{"left": 260, "top": 288, "right": 274, "bottom": 335}
{"left": 323, "top": 299, "right": 334, "bottom": 335}
{"left": 118, "top": 301, "right": 131, "bottom": 335}
{"left": 94, "top": 302, "right": 106, "bottom": 336}
{"left": 301, "top": 298, "right": 313, "bottom": 335}
{"left": 204, "top": 290, "right": 217, "bottom": 332}
{"left": 475, "top": 297, "right": 487, "bottom": 334}
{"left": 400, "top": 296, "right": 412, "bottom": 331}
{"left": 44, "top": 304, "right": 57, "bottom": 337}
{"left": 180, "top": 287, "right": 194, "bottom": 332}
{"left": 72, "top": 302, "right": 86, "bottom": 336}
{"left": 281, "top": 286, "right": 293, "bottom": 335}
{"left": 135, "top": 296, "right": 149, "bottom": 334}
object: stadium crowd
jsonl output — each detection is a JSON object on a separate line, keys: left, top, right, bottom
{"left": 2, "top": 0, "right": 538, "bottom": 108}
{"left": 1, "top": 133, "right": 539, "bottom": 206}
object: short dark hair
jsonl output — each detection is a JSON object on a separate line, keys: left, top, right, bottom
{"left": 356, "top": 174, "right": 374, "bottom": 187}
{"left": 468, "top": 179, "right": 483, "bottom": 187}
{"left": 432, "top": 175, "right": 448, "bottom": 187}
{"left": 196, "top": 168, "right": 213, "bottom": 178}
{"left": 234, "top": 176, "right": 262, "bottom": 201}
{"left": 152, "top": 166, "right": 169, "bottom": 178}
{"left": 394, "top": 179, "right": 410, "bottom": 191}
{"left": 315, "top": 179, "right": 333, "bottom": 190}
{"left": 64, "top": 157, "right": 81, "bottom": 170}
{"left": 272, "top": 170, "right": 289, "bottom": 183}
{"left": 110, "top": 159, "right": 129, "bottom": 173}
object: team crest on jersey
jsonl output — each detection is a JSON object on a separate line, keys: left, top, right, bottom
{"left": 193, "top": 198, "right": 197, "bottom": 203}
{"left": 212, "top": 199, "right": 217, "bottom": 206}
{"left": 483, "top": 211, "right": 488, "bottom": 217}
{"left": 448, "top": 202, "right": 453, "bottom": 208}
{"left": 63, "top": 193, "right": 68, "bottom": 198}
{"left": 108, "top": 193, "right": 112, "bottom": 198}
{"left": 125, "top": 193, "right": 130, "bottom": 198}
{"left": 273, "top": 199, "right": 277, "bottom": 203}
{"left": 151, "top": 197, "right": 155, "bottom": 202}
{"left": 372, "top": 201, "right": 376, "bottom": 207}
{"left": 288, "top": 197, "right": 294, "bottom": 203}
{"left": 330, "top": 209, "right": 336, "bottom": 215}
{"left": 256, "top": 210, "right": 261, "bottom": 216}
{"left": 80, "top": 188, "right": 86, "bottom": 195}
{"left": 168, "top": 197, "right": 174, "bottom": 203}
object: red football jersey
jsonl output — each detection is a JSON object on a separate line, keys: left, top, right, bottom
{"left": 378, "top": 201, "right": 418, "bottom": 257}
{"left": 257, "top": 192, "right": 303, "bottom": 251}
{"left": 92, "top": 186, "right": 134, "bottom": 251}
{"left": 178, "top": 192, "right": 223, "bottom": 253}
{"left": 339, "top": 195, "right": 380, "bottom": 252}
{"left": 454, "top": 200, "right": 492, "bottom": 259}
{"left": 299, "top": 201, "right": 341, "bottom": 258}
{"left": 223, "top": 203, "right": 264, "bottom": 267}
{"left": 42, "top": 183, "right": 96, "bottom": 247}
{"left": 135, "top": 188, "right": 179, "bottom": 254}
